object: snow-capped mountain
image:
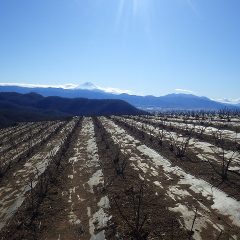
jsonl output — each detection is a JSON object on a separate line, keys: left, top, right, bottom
{"left": 0, "top": 82, "right": 239, "bottom": 110}
{"left": 77, "top": 82, "right": 132, "bottom": 94}
{"left": 0, "top": 82, "right": 132, "bottom": 95}
{"left": 77, "top": 82, "right": 98, "bottom": 90}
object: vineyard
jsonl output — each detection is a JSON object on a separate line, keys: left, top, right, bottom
{"left": 0, "top": 115, "right": 240, "bottom": 240}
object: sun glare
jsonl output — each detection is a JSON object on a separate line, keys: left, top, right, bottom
{"left": 118, "top": 0, "right": 147, "bottom": 16}
{"left": 116, "top": 0, "right": 151, "bottom": 33}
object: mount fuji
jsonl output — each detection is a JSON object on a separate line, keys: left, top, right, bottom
{"left": 0, "top": 82, "right": 239, "bottom": 111}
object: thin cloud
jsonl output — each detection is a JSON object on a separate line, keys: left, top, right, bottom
{"left": 215, "top": 98, "right": 240, "bottom": 105}
{"left": 0, "top": 82, "right": 78, "bottom": 89}
{"left": 98, "top": 86, "right": 133, "bottom": 95}
{"left": 175, "top": 88, "right": 195, "bottom": 94}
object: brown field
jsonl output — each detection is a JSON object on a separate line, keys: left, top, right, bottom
{"left": 0, "top": 115, "right": 240, "bottom": 240}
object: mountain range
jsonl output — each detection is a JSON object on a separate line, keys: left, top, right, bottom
{"left": 0, "top": 92, "right": 144, "bottom": 127}
{"left": 0, "top": 83, "right": 239, "bottom": 111}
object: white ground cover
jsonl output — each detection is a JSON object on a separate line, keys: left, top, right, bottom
{"left": 59, "top": 117, "right": 111, "bottom": 240}
{"left": 0, "top": 122, "right": 35, "bottom": 144}
{"left": 114, "top": 116, "right": 240, "bottom": 169}
{"left": 129, "top": 115, "right": 240, "bottom": 142}
{"left": 148, "top": 116, "right": 240, "bottom": 128}
{"left": 100, "top": 117, "right": 240, "bottom": 240}
{"left": 0, "top": 119, "right": 77, "bottom": 231}
{"left": 0, "top": 122, "right": 51, "bottom": 153}
{"left": 0, "top": 121, "right": 64, "bottom": 172}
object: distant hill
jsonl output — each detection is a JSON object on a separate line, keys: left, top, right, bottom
{"left": 0, "top": 92, "right": 145, "bottom": 127}
{"left": 0, "top": 84, "right": 238, "bottom": 111}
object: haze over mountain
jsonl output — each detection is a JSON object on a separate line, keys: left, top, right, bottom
{"left": 0, "top": 83, "right": 239, "bottom": 111}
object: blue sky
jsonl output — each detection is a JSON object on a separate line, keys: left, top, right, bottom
{"left": 0, "top": 0, "right": 239, "bottom": 99}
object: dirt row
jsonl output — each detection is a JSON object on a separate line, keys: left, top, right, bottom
{"left": 0, "top": 122, "right": 34, "bottom": 143}
{"left": 94, "top": 117, "right": 191, "bottom": 239}
{"left": 117, "top": 116, "right": 240, "bottom": 176}
{"left": 0, "top": 118, "right": 78, "bottom": 238}
{"left": 148, "top": 116, "right": 240, "bottom": 133}
{"left": 0, "top": 117, "right": 113, "bottom": 240}
{"left": 0, "top": 121, "right": 66, "bottom": 179}
{"left": 0, "top": 121, "right": 55, "bottom": 154}
{"left": 100, "top": 117, "right": 240, "bottom": 240}
{"left": 113, "top": 116, "right": 240, "bottom": 201}
{"left": 115, "top": 116, "right": 240, "bottom": 169}
{"left": 1, "top": 117, "right": 190, "bottom": 239}
{"left": 36, "top": 117, "right": 111, "bottom": 240}
{"left": 1, "top": 116, "right": 239, "bottom": 239}
{"left": 127, "top": 116, "right": 240, "bottom": 152}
